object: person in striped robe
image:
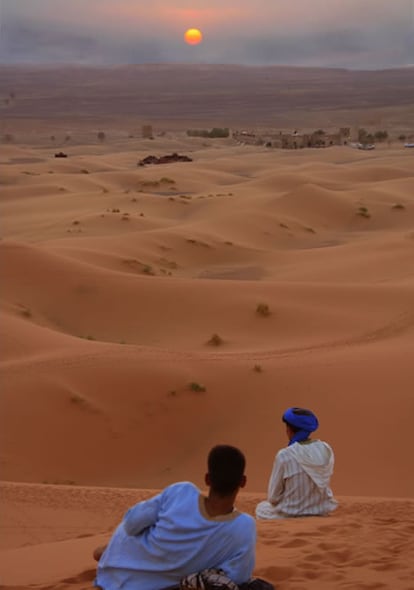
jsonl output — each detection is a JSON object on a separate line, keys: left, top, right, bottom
{"left": 256, "top": 407, "right": 338, "bottom": 519}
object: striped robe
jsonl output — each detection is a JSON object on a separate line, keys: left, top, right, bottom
{"left": 256, "top": 440, "right": 338, "bottom": 519}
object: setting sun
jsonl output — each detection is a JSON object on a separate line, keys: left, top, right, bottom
{"left": 184, "top": 28, "right": 203, "bottom": 45}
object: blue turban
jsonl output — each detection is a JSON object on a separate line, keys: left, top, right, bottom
{"left": 282, "top": 407, "right": 319, "bottom": 446}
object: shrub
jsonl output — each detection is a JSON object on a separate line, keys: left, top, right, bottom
{"left": 358, "top": 128, "right": 375, "bottom": 144}
{"left": 187, "top": 129, "right": 209, "bottom": 137}
{"left": 142, "top": 265, "right": 155, "bottom": 275}
{"left": 187, "top": 128, "right": 230, "bottom": 138}
{"left": 253, "top": 364, "right": 263, "bottom": 373}
{"left": 357, "top": 206, "right": 370, "bottom": 218}
{"left": 358, "top": 128, "right": 367, "bottom": 142}
{"left": 256, "top": 303, "right": 271, "bottom": 317}
{"left": 189, "top": 382, "right": 206, "bottom": 393}
{"left": 70, "top": 393, "right": 86, "bottom": 405}
{"left": 210, "top": 127, "right": 230, "bottom": 138}
{"left": 392, "top": 203, "right": 405, "bottom": 210}
{"left": 97, "top": 131, "right": 106, "bottom": 141}
{"left": 374, "top": 130, "right": 388, "bottom": 142}
{"left": 207, "top": 333, "right": 223, "bottom": 346}
{"left": 141, "top": 180, "right": 160, "bottom": 188}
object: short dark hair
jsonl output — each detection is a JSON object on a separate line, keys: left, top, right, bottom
{"left": 207, "top": 445, "right": 246, "bottom": 496}
{"left": 283, "top": 407, "right": 313, "bottom": 433}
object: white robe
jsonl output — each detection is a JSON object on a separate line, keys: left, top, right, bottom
{"left": 256, "top": 440, "right": 338, "bottom": 519}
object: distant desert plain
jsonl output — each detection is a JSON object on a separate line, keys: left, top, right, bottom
{"left": 1, "top": 65, "right": 414, "bottom": 590}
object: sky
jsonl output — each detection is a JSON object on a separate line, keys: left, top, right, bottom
{"left": 0, "top": 0, "right": 413, "bottom": 69}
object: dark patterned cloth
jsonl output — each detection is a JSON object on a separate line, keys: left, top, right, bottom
{"left": 180, "top": 569, "right": 274, "bottom": 590}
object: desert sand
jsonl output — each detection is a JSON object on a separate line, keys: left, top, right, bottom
{"left": 1, "top": 483, "right": 414, "bottom": 590}
{"left": 1, "top": 72, "right": 414, "bottom": 589}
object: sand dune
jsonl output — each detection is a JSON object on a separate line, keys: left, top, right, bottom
{"left": 1, "top": 133, "right": 414, "bottom": 589}
{"left": 1, "top": 483, "right": 414, "bottom": 590}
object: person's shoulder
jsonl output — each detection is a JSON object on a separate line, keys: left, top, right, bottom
{"left": 231, "top": 512, "right": 256, "bottom": 544}
{"left": 317, "top": 440, "right": 335, "bottom": 457}
{"left": 276, "top": 446, "right": 290, "bottom": 461}
{"left": 234, "top": 511, "right": 256, "bottom": 531}
{"left": 240, "top": 512, "right": 256, "bottom": 526}
{"left": 164, "top": 481, "right": 200, "bottom": 496}
{"left": 313, "top": 439, "right": 334, "bottom": 452}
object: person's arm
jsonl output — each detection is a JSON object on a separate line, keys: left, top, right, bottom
{"left": 123, "top": 491, "right": 163, "bottom": 536}
{"left": 267, "top": 452, "right": 285, "bottom": 505}
{"left": 217, "top": 520, "right": 256, "bottom": 584}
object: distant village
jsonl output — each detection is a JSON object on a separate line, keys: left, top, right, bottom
{"left": 232, "top": 127, "right": 413, "bottom": 150}
{"left": 233, "top": 127, "right": 350, "bottom": 149}
{"left": 144, "top": 125, "right": 414, "bottom": 150}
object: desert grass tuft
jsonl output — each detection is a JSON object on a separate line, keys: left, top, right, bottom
{"left": 357, "top": 206, "right": 371, "bottom": 218}
{"left": 189, "top": 382, "right": 206, "bottom": 393}
{"left": 256, "top": 303, "right": 271, "bottom": 317}
{"left": 207, "top": 333, "right": 223, "bottom": 346}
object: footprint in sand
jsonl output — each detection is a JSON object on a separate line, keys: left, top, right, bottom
{"left": 280, "top": 538, "right": 309, "bottom": 548}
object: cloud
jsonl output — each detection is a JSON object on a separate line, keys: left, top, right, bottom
{"left": 3, "top": 0, "right": 409, "bottom": 35}
{"left": 1, "top": 0, "right": 413, "bottom": 68}
{"left": 0, "top": 22, "right": 178, "bottom": 65}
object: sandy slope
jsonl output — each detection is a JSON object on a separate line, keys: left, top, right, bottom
{"left": 1, "top": 136, "right": 414, "bottom": 588}
{"left": 1, "top": 482, "right": 414, "bottom": 590}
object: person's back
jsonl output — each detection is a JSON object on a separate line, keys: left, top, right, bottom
{"left": 95, "top": 446, "right": 256, "bottom": 590}
{"left": 256, "top": 408, "right": 337, "bottom": 520}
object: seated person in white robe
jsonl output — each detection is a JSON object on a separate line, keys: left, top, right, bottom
{"left": 94, "top": 445, "right": 256, "bottom": 590}
{"left": 256, "top": 407, "right": 338, "bottom": 519}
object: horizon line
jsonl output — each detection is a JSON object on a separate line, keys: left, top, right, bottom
{"left": 0, "top": 62, "right": 413, "bottom": 73}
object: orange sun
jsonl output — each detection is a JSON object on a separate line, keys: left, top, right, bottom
{"left": 184, "top": 28, "right": 203, "bottom": 45}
